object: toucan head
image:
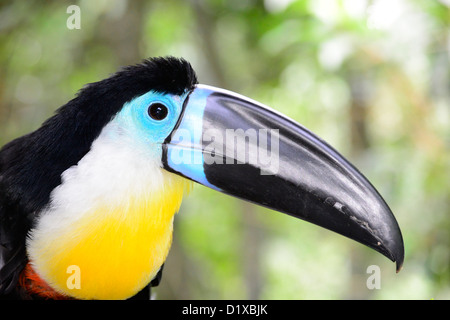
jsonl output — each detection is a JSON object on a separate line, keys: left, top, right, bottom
{"left": 100, "top": 57, "right": 404, "bottom": 271}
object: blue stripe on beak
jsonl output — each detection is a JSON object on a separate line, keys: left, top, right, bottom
{"left": 163, "top": 86, "right": 220, "bottom": 191}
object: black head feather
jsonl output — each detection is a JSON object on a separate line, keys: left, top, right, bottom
{"left": 0, "top": 57, "right": 198, "bottom": 296}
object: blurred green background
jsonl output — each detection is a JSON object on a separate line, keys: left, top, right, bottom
{"left": 0, "top": 0, "right": 449, "bottom": 299}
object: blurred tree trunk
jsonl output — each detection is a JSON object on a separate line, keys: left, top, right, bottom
{"left": 346, "top": 64, "right": 373, "bottom": 300}
{"left": 241, "top": 201, "right": 263, "bottom": 299}
{"left": 157, "top": 228, "right": 195, "bottom": 299}
{"left": 99, "top": 0, "right": 146, "bottom": 66}
{"left": 348, "top": 72, "right": 370, "bottom": 156}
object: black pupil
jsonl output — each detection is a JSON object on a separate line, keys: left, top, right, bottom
{"left": 148, "top": 103, "right": 168, "bottom": 120}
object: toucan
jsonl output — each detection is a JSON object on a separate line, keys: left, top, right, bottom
{"left": 0, "top": 57, "right": 403, "bottom": 300}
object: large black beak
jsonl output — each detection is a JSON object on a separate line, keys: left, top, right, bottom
{"left": 162, "top": 85, "right": 404, "bottom": 271}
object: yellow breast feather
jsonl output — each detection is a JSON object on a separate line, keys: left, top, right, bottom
{"left": 28, "top": 172, "right": 191, "bottom": 300}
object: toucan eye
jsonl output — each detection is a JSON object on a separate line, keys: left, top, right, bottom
{"left": 148, "top": 103, "right": 169, "bottom": 121}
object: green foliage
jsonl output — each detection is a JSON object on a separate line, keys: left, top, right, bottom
{"left": 0, "top": 0, "right": 448, "bottom": 299}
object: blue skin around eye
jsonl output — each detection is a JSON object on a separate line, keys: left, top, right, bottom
{"left": 111, "top": 91, "right": 184, "bottom": 158}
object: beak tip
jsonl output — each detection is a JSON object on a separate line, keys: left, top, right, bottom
{"left": 395, "top": 250, "right": 404, "bottom": 273}
{"left": 370, "top": 223, "right": 404, "bottom": 273}
{"left": 370, "top": 205, "right": 404, "bottom": 273}
{"left": 381, "top": 236, "right": 404, "bottom": 273}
